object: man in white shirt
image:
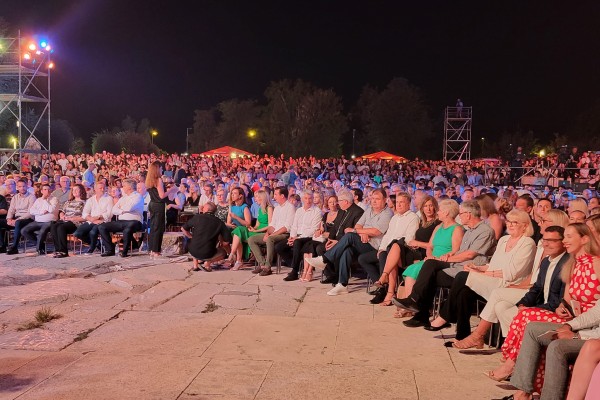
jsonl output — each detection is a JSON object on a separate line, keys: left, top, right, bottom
{"left": 98, "top": 179, "right": 144, "bottom": 258}
{"left": 247, "top": 187, "right": 295, "bottom": 276}
{"left": 2, "top": 179, "right": 36, "bottom": 253}
{"left": 75, "top": 182, "right": 113, "bottom": 254}
{"left": 21, "top": 184, "right": 58, "bottom": 255}
{"left": 275, "top": 190, "right": 322, "bottom": 281}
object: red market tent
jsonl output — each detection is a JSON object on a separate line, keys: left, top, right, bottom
{"left": 359, "top": 151, "right": 408, "bottom": 163}
{"left": 197, "top": 146, "right": 254, "bottom": 158}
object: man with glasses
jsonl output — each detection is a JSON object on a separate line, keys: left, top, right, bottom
{"left": 394, "top": 200, "right": 496, "bottom": 328}
{"left": 51, "top": 176, "right": 72, "bottom": 207}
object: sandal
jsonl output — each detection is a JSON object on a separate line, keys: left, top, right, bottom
{"left": 372, "top": 271, "right": 389, "bottom": 290}
{"left": 484, "top": 370, "right": 512, "bottom": 382}
{"left": 231, "top": 261, "right": 243, "bottom": 271}
{"left": 380, "top": 291, "right": 394, "bottom": 306}
{"left": 393, "top": 309, "right": 415, "bottom": 318}
{"left": 199, "top": 262, "right": 212, "bottom": 272}
{"left": 452, "top": 333, "right": 484, "bottom": 350}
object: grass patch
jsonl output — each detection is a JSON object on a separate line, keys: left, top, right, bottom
{"left": 201, "top": 300, "right": 220, "bottom": 313}
{"left": 17, "top": 307, "right": 63, "bottom": 331}
{"left": 74, "top": 328, "right": 94, "bottom": 342}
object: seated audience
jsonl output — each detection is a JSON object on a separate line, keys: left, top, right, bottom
{"left": 50, "top": 184, "right": 87, "bottom": 258}
{"left": 21, "top": 183, "right": 59, "bottom": 255}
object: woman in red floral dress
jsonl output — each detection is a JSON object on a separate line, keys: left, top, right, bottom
{"left": 487, "top": 223, "right": 600, "bottom": 389}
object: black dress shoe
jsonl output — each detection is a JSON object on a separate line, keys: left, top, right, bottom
{"left": 53, "top": 252, "right": 69, "bottom": 258}
{"left": 37, "top": 249, "right": 46, "bottom": 256}
{"left": 101, "top": 251, "right": 115, "bottom": 257}
{"left": 392, "top": 297, "right": 420, "bottom": 313}
{"left": 424, "top": 322, "right": 452, "bottom": 331}
{"left": 368, "top": 285, "right": 385, "bottom": 296}
{"left": 443, "top": 341, "right": 455, "bottom": 347}
{"left": 283, "top": 273, "right": 298, "bottom": 281}
{"left": 370, "top": 288, "right": 388, "bottom": 304}
{"left": 6, "top": 247, "right": 18, "bottom": 255}
{"left": 321, "top": 275, "right": 337, "bottom": 284}
{"left": 402, "top": 318, "right": 430, "bottom": 328}
{"left": 119, "top": 252, "right": 131, "bottom": 258}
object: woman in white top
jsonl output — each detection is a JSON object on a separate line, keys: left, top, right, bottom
{"left": 426, "top": 209, "right": 536, "bottom": 346}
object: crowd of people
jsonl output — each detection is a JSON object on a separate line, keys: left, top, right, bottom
{"left": 1, "top": 150, "right": 600, "bottom": 399}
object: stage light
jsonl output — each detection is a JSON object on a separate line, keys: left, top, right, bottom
{"left": 23, "top": 53, "right": 31, "bottom": 60}
{"left": 48, "top": 62, "right": 55, "bottom": 69}
{"left": 40, "top": 41, "right": 47, "bottom": 48}
{"left": 28, "top": 43, "right": 36, "bottom": 51}
{"left": 35, "top": 50, "right": 41, "bottom": 55}
{"left": 45, "top": 45, "right": 51, "bottom": 51}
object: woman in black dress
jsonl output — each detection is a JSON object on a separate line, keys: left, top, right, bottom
{"left": 146, "top": 161, "right": 174, "bottom": 257}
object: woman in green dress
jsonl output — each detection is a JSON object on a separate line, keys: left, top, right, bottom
{"left": 225, "top": 189, "right": 273, "bottom": 270}
{"left": 396, "top": 199, "right": 464, "bottom": 316}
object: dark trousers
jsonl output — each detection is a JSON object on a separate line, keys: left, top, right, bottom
{"left": 73, "top": 222, "right": 100, "bottom": 252}
{"left": 148, "top": 203, "right": 166, "bottom": 253}
{"left": 21, "top": 221, "right": 52, "bottom": 251}
{"left": 50, "top": 221, "right": 77, "bottom": 254}
{"left": 323, "top": 233, "right": 375, "bottom": 286}
{"left": 358, "top": 250, "right": 386, "bottom": 282}
{"left": 439, "top": 271, "right": 483, "bottom": 340}
{"left": 0, "top": 218, "right": 33, "bottom": 248}
{"left": 411, "top": 259, "right": 455, "bottom": 323}
{"left": 98, "top": 220, "right": 142, "bottom": 254}
{"left": 275, "top": 237, "right": 313, "bottom": 274}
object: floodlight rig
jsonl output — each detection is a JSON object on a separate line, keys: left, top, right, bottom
{"left": 0, "top": 31, "right": 54, "bottom": 172}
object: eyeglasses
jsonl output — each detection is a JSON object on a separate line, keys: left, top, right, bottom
{"left": 459, "top": 211, "right": 470, "bottom": 216}
{"left": 506, "top": 220, "right": 522, "bottom": 225}
{"left": 542, "top": 238, "right": 563, "bottom": 243}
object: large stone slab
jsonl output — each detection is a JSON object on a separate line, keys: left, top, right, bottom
{"left": 414, "top": 370, "right": 512, "bottom": 400}
{"left": 153, "top": 283, "right": 223, "bottom": 313}
{"left": 0, "top": 349, "right": 45, "bottom": 374}
{"left": 0, "top": 351, "right": 84, "bottom": 399}
{"left": 67, "top": 311, "right": 234, "bottom": 357}
{"left": 296, "top": 298, "right": 374, "bottom": 321}
{"left": 116, "top": 280, "right": 196, "bottom": 311}
{"left": 0, "top": 278, "right": 121, "bottom": 306}
{"left": 332, "top": 320, "right": 455, "bottom": 371}
{"left": 15, "top": 353, "right": 210, "bottom": 400}
{"left": 255, "top": 362, "right": 418, "bottom": 400}
{"left": 186, "top": 269, "right": 255, "bottom": 285}
{"left": 181, "top": 358, "right": 272, "bottom": 399}
{"left": 203, "top": 315, "right": 339, "bottom": 363}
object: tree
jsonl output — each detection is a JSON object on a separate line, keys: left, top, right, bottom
{"left": 357, "top": 78, "right": 433, "bottom": 158}
{"left": 566, "top": 99, "right": 600, "bottom": 150}
{"left": 262, "top": 79, "right": 346, "bottom": 157}
{"left": 116, "top": 131, "right": 156, "bottom": 154}
{"left": 190, "top": 109, "right": 219, "bottom": 152}
{"left": 217, "top": 99, "right": 261, "bottom": 152}
{"left": 70, "top": 137, "right": 87, "bottom": 154}
{"left": 91, "top": 130, "right": 121, "bottom": 154}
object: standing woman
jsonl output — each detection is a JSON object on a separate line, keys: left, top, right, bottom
{"left": 146, "top": 161, "right": 172, "bottom": 258}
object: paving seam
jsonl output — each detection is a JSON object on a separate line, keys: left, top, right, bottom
{"left": 252, "top": 360, "right": 274, "bottom": 399}
{"left": 147, "top": 282, "right": 200, "bottom": 310}
{"left": 174, "top": 357, "right": 213, "bottom": 399}
{"left": 412, "top": 369, "right": 421, "bottom": 400}
{"left": 61, "top": 310, "right": 125, "bottom": 350}
{"left": 12, "top": 352, "right": 89, "bottom": 399}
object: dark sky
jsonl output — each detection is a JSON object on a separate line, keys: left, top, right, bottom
{"left": 2, "top": 1, "right": 600, "bottom": 153}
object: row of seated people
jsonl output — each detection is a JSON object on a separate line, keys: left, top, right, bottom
{"left": 179, "top": 185, "right": 600, "bottom": 398}
{"left": 0, "top": 178, "right": 144, "bottom": 258}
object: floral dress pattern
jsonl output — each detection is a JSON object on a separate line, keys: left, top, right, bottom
{"left": 501, "top": 254, "right": 599, "bottom": 392}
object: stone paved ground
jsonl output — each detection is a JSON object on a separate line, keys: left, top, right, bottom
{"left": 0, "top": 250, "right": 514, "bottom": 399}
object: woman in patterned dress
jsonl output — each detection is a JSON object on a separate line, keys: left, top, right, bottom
{"left": 487, "top": 223, "right": 600, "bottom": 386}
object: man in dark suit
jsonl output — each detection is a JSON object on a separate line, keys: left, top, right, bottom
{"left": 315, "top": 189, "right": 364, "bottom": 284}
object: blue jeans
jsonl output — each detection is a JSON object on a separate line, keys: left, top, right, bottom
{"left": 323, "top": 233, "right": 376, "bottom": 285}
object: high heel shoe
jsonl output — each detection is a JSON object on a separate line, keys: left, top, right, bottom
{"left": 452, "top": 333, "right": 485, "bottom": 350}
{"left": 372, "top": 271, "right": 389, "bottom": 290}
{"left": 304, "top": 268, "right": 313, "bottom": 282}
{"left": 380, "top": 291, "right": 394, "bottom": 306}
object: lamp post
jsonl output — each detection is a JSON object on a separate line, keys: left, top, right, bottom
{"left": 481, "top": 137, "right": 485, "bottom": 156}
{"left": 186, "top": 127, "right": 191, "bottom": 155}
{"left": 248, "top": 129, "right": 258, "bottom": 153}
{"left": 151, "top": 130, "right": 158, "bottom": 144}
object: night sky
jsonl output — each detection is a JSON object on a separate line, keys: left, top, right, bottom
{"left": 2, "top": 1, "right": 600, "bottom": 153}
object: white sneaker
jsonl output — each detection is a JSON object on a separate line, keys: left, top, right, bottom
{"left": 327, "top": 283, "right": 348, "bottom": 296}
{"left": 306, "top": 256, "right": 327, "bottom": 271}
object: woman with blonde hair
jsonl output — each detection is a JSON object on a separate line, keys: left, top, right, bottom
{"left": 146, "top": 161, "right": 175, "bottom": 257}
{"left": 490, "top": 223, "right": 600, "bottom": 386}
{"left": 225, "top": 189, "right": 273, "bottom": 270}
{"left": 427, "top": 209, "right": 536, "bottom": 344}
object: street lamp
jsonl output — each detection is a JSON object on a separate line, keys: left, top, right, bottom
{"left": 151, "top": 130, "right": 158, "bottom": 144}
{"left": 247, "top": 129, "right": 258, "bottom": 153}
{"left": 9, "top": 136, "right": 17, "bottom": 149}
{"left": 481, "top": 137, "right": 485, "bottom": 155}
{"left": 352, "top": 129, "right": 356, "bottom": 158}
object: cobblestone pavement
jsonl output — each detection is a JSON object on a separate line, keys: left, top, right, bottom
{"left": 0, "top": 251, "right": 513, "bottom": 399}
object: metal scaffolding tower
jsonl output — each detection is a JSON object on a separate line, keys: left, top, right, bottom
{"left": 0, "top": 31, "right": 52, "bottom": 172}
{"left": 443, "top": 106, "right": 472, "bottom": 161}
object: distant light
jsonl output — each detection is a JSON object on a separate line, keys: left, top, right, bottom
{"left": 28, "top": 43, "right": 36, "bottom": 51}
{"left": 40, "top": 41, "right": 48, "bottom": 48}
{"left": 539, "top": 149, "right": 545, "bottom": 157}
{"left": 45, "top": 45, "right": 51, "bottom": 51}
{"left": 351, "top": 154, "right": 356, "bottom": 159}
{"left": 151, "top": 130, "right": 158, "bottom": 136}
{"left": 247, "top": 129, "right": 257, "bottom": 138}
{"left": 481, "top": 137, "right": 485, "bottom": 140}
{"left": 48, "top": 62, "right": 55, "bottom": 69}
{"left": 9, "top": 136, "right": 17, "bottom": 149}
{"left": 23, "top": 53, "right": 31, "bottom": 60}
{"left": 231, "top": 152, "right": 237, "bottom": 158}
{"left": 182, "top": 152, "right": 188, "bottom": 156}
{"left": 35, "top": 50, "right": 42, "bottom": 55}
